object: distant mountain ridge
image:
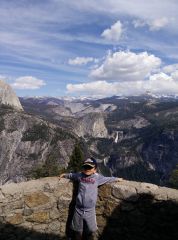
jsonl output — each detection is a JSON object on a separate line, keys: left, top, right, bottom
{"left": 20, "top": 95, "right": 178, "bottom": 186}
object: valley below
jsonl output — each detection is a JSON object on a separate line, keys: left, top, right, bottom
{"left": 19, "top": 95, "right": 178, "bottom": 187}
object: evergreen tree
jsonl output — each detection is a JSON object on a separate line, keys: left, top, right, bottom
{"left": 68, "top": 144, "right": 84, "bottom": 172}
{"left": 169, "top": 165, "right": 178, "bottom": 189}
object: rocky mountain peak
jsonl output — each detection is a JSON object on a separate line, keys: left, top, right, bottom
{"left": 0, "top": 79, "right": 23, "bottom": 110}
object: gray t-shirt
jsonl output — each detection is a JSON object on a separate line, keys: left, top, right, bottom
{"left": 64, "top": 172, "right": 117, "bottom": 211}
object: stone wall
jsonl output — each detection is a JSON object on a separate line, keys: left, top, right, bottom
{"left": 0, "top": 177, "right": 178, "bottom": 240}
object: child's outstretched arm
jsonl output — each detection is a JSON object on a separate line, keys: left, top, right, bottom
{"left": 97, "top": 174, "right": 124, "bottom": 186}
{"left": 59, "top": 172, "right": 80, "bottom": 181}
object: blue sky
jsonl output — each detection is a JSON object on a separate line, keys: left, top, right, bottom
{"left": 1, "top": 0, "right": 178, "bottom": 97}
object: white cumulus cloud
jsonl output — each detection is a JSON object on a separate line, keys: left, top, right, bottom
{"left": 66, "top": 80, "right": 149, "bottom": 97}
{"left": 171, "top": 70, "right": 178, "bottom": 81}
{"left": 67, "top": 63, "right": 178, "bottom": 97}
{"left": 101, "top": 21, "right": 123, "bottom": 42}
{"left": 90, "top": 51, "right": 161, "bottom": 81}
{"left": 11, "top": 76, "right": 46, "bottom": 90}
{"left": 67, "top": 81, "right": 119, "bottom": 96}
{"left": 66, "top": 75, "right": 178, "bottom": 97}
{"left": 149, "top": 17, "right": 169, "bottom": 31}
{"left": 68, "top": 57, "right": 95, "bottom": 65}
{"left": 162, "top": 64, "right": 178, "bottom": 82}
{"left": 147, "top": 72, "right": 178, "bottom": 94}
{"left": 133, "top": 17, "right": 169, "bottom": 31}
{"left": 132, "top": 19, "right": 146, "bottom": 28}
{"left": 162, "top": 63, "right": 178, "bottom": 74}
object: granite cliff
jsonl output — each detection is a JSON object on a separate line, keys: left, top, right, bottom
{"left": 0, "top": 106, "right": 79, "bottom": 185}
{"left": 0, "top": 81, "right": 85, "bottom": 185}
{"left": 0, "top": 80, "right": 23, "bottom": 111}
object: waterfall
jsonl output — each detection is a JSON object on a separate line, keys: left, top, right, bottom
{"left": 114, "top": 131, "right": 118, "bottom": 143}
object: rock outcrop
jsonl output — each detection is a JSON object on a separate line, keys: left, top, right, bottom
{"left": 0, "top": 177, "right": 178, "bottom": 239}
{"left": 0, "top": 108, "right": 78, "bottom": 185}
{"left": 73, "top": 113, "right": 108, "bottom": 138}
{"left": 0, "top": 80, "right": 23, "bottom": 110}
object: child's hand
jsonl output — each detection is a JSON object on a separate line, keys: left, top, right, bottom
{"left": 58, "top": 173, "right": 65, "bottom": 180}
{"left": 117, "top": 178, "right": 123, "bottom": 181}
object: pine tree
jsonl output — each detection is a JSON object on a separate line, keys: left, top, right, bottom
{"left": 68, "top": 144, "right": 84, "bottom": 172}
{"left": 169, "top": 165, "right": 178, "bottom": 189}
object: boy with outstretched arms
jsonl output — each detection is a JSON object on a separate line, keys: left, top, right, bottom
{"left": 59, "top": 158, "right": 123, "bottom": 240}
